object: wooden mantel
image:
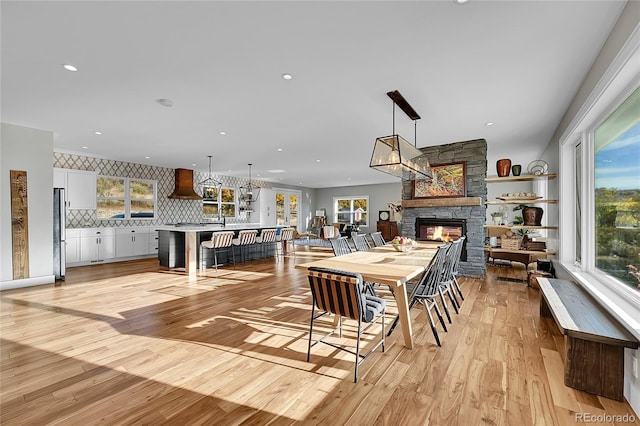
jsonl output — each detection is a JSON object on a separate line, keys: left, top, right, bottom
{"left": 402, "top": 197, "right": 482, "bottom": 208}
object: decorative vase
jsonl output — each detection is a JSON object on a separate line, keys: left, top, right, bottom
{"left": 496, "top": 159, "right": 511, "bottom": 177}
{"left": 522, "top": 206, "right": 544, "bottom": 226}
{"left": 512, "top": 164, "right": 522, "bottom": 176}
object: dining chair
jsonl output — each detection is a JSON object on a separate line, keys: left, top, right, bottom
{"left": 352, "top": 234, "right": 371, "bottom": 251}
{"left": 370, "top": 231, "right": 386, "bottom": 247}
{"left": 200, "top": 231, "right": 235, "bottom": 271}
{"left": 329, "top": 236, "right": 352, "bottom": 257}
{"left": 306, "top": 267, "right": 386, "bottom": 383}
{"left": 438, "top": 238, "right": 465, "bottom": 318}
{"left": 232, "top": 229, "right": 258, "bottom": 263}
{"left": 450, "top": 236, "right": 466, "bottom": 301}
{"left": 255, "top": 228, "right": 278, "bottom": 260}
{"left": 329, "top": 236, "right": 376, "bottom": 295}
{"left": 387, "top": 243, "right": 450, "bottom": 347}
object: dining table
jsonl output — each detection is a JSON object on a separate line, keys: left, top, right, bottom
{"left": 295, "top": 241, "right": 441, "bottom": 349}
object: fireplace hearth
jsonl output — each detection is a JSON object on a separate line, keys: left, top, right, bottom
{"left": 415, "top": 218, "right": 467, "bottom": 261}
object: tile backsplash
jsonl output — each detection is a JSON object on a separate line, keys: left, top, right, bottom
{"left": 54, "top": 152, "right": 266, "bottom": 228}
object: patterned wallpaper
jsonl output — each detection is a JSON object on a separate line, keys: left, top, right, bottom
{"left": 54, "top": 152, "right": 267, "bottom": 228}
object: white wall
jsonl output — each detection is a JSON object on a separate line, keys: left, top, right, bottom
{"left": 1, "top": 123, "right": 55, "bottom": 289}
{"left": 539, "top": 1, "right": 640, "bottom": 414}
{"left": 315, "top": 182, "right": 403, "bottom": 233}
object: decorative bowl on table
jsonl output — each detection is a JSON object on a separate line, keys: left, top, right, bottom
{"left": 391, "top": 236, "right": 417, "bottom": 252}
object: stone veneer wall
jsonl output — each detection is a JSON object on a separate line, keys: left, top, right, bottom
{"left": 54, "top": 152, "right": 267, "bottom": 228}
{"left": 401, "top": 139, "right": 487, "bottom": 277}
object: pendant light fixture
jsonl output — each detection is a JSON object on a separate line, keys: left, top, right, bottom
{"left": 369, "top": 90, "right": 432, "bottom": 181}
{"left": 199, "top": 155, "right": 222, "bottom": 200}
{"left": 239, "top": 163, "right": 260, "bottom": 201}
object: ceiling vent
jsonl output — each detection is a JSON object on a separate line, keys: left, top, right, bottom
{"left": 168, "top": 168, "right": 202, "bottom": 200}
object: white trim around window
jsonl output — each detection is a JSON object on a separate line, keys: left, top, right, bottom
{"left": 558, "top": 26, "right": 640, "bottom": 338}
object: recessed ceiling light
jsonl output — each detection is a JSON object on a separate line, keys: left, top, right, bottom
{"left": 316, "top": 159, "right": 321, "bottom": 163}
{"left": 82, "top": 146, "right": 88, "bottom": 149}
{"left": 268, "top": 169, "right": 286, "bottom": 174}
{"left": 62, "top": 64, "right": 78, "bottom": 72}
{"left": 282, "top": 73, "right": 293, "bottom": 80}
{"left": 145, "top": 156, "right": 150, "bottom": 159}
{"left": 455, "top": 0, "right": 470, "bottom": 4}
{"left": 94, "top": 131, "right": 102, "bottom": 135}
{"left": 485, "top": 122, "right": 494, "bottom": 126}
{"left": 299, "top": 182, "right": 303, "bottom": 185}
{"left": 277, "top": 148, "right": 284, "bottom": 152}
{"left": 219, "top": 131, "right": 226, "bottom": 135}
{"left": 192, "top": 163, "right": 197, "bottom": 167}
{"left": 156, "top": 98, "right": 174, "bottom": 107}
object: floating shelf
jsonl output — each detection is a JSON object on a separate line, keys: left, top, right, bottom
{"left": 484, "top": 225, "right": 558, "bottom": 230}
{"left": 486, "top": 199, "right": 558, "bottom": 205}
{"left": 485, "top": 173, "right": 557, "bottom": 183}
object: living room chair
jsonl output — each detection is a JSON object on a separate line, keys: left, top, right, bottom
{"left": 306, "top": 267, "right": 386, "bottom": 383}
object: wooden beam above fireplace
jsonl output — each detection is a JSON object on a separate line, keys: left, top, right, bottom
{"left": 402, "top": 197, "right": 482, "bottom": 208}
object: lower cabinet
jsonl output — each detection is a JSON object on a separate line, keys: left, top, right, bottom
{"left": 115, "top": 227, "right": 150, "bottom": 258}
{"left": 68, "top": 226, "right": 157, "bottom": 267}
{"left": 80, "top": 228, "right": 116, "bottom": 263}
{"left": 377, "top": 221, "right": 399, "bottom": 242}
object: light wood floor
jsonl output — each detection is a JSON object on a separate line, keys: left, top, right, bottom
{"left": 1, "top": 248, "right": 638, "bottom": 425}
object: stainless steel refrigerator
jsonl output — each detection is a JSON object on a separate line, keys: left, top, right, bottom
{"left": 53, "top": 187, "right": 66, "bottom": 280}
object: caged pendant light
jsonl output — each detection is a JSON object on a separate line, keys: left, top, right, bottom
{"left": 370, "top": 90, "right": 432, "bottom": 181}
{"left": 239, "top": 163, "right": 260, "bottom": 202}
{"left": 199, "top": 155, "right": 222, "bottom": 200}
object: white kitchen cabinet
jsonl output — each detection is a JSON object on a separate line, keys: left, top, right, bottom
{"left": 54, "top": 168, "right": 97, "bottom": 210}
{"left": 80, "top": 228, "right": 115, "bottom": 263}
{"left": 115, "top": 227, "right": 150, "bottom": 258}
{"left": 259, "top": 189, "right": 276, "bottom": 227}
{"left": 66, "top": 229, "right": 80, "bottom": 264}
{"left": 148, "top": 230, "right": 159, "bottom": 255}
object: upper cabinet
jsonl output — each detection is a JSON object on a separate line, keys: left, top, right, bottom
{"left": 54, "top": 168, "right": 97, "bottom": 210}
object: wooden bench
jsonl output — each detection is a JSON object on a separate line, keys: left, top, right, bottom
{"left": 537, "top": 278, "right": 638, "bottom": 401}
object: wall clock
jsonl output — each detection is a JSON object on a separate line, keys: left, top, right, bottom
{"left": 378, "top": 210, "right": 390, "bottom": 221}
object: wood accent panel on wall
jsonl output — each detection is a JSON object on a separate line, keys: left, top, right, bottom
{"left": 10, "top": 170, "right": 30, "bottom": 279}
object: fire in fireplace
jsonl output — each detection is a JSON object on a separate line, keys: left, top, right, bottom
{"left": 415, "top": 218, "right": 467, "bottom": 261}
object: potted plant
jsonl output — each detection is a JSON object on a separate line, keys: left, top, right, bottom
{"left": 490, "top": 211, "right": 504, "bottom": 225}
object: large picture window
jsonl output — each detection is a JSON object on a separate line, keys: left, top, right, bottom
{"left": 97, "top": 176, "right": 156, "bottom": 219}
{"left": 594, "top": 87, "right": 640, "bottom": 292}
{"left": 333, "top": 196, "right": 368, "bottom": 226}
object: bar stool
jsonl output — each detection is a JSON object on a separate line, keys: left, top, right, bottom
{"left": 255, "top": 228, "right": 277, "bottom": 260}
{"left": 201, "top": 231, "right": 235, "bottom": 271}
{"left": 232, "top": 230, "right": 258, "bottom": 263}
{"left": 276, "top": 227, "right": 294, "bottom": 259}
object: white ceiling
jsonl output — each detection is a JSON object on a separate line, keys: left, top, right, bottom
{"left": 1, "top": 1, "right": 626, "bottom": 188}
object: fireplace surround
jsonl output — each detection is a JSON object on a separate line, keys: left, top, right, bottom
{"left": 415, "top": 218, "right": 467, "bottom": 261}
{"left": 400, "top": 139, "right": 487, "bottom": 277}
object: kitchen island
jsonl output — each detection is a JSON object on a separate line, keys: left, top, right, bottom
{"left": 155, "top": 223, "right": 277, "bottom": 277}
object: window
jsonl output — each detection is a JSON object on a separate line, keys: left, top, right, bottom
{"left": 220, "top": 188, "right": 236, "bottom": 217}
{"left": 594, "top": 87, "right": 640, "bottom": 292}
{"left": 97, "top": 176, "right": 156, "bottom": 219}
{"left": 333, "top": 196, "right": 368, "bottom": 226}
{"left": 202, "top": 187, "right": 236, "bottom": 217}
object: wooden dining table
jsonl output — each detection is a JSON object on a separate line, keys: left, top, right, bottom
{"left": 295, "top": 241, "right": 441, "bottom": 349}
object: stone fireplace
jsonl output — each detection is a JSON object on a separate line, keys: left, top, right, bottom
{"left": 401, "top": 139, "right": 487, "bottom": 277}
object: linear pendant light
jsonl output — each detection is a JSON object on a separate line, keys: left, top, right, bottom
{"left": 370, "top": 90, "right": 432, "bottom": 181}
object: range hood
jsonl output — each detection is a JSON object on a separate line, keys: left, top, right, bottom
{"left": 168, "top": 168, "right": 202, "bottom": 200}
